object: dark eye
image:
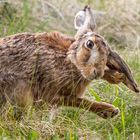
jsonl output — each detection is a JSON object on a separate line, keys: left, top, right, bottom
{"left": 86, "top": 40, "right": 94, "bottom": 49}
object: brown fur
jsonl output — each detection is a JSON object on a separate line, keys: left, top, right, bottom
{"left": 103, "top": 51, "right": 139, "bottom": 92}
{"left": 0, "top": 31, "right": 119, "bottom": 118}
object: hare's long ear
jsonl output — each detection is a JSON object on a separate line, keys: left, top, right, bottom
{"left": 74, "top": 6, "right": 96, "bottom": 39}
{"left": 74, "top": 10, "right": 86, "bottom": 30}
{"left": 103, "top": 50, "right": 139, "bottom": 93}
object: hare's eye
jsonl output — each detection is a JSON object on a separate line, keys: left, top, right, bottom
{"left": 85, "top": 40, "right": 94, "bottom": 49}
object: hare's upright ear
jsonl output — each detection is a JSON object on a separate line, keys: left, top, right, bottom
{"left": 74, "top": 6, "right": 96, "bottom": 39}
{"left": 103, "top": 50, "right": 139, "bottom": 93}
{"left": 74, "top": 10, "right": 86, "bottom": 30}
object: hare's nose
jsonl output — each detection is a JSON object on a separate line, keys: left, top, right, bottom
{"left": 91, "top": 69, "right": 99, "bottom": 80}
{"left": 93, "top": 70, "right": 97, "bottom": 79}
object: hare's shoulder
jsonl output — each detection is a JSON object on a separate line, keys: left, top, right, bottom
{"left": 35, "top": 31, "right": 75, "bottom": 50}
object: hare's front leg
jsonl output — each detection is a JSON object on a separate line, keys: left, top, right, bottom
{"left": 57, "top": 96, "right": 119, "bottom": 119}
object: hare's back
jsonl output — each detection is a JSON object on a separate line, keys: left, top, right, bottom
{"left": 0, "top": 32, "right": 73, "bottom": 81}
{"left": 0, "top": 33, "right": 40, "bottom": 72}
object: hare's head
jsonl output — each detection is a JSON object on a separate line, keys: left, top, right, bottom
{"left": 68, "top": 6, "right": 139, "bottom": 93}
{"left": 68, "top": 6, "right": 109, "bottom": 80}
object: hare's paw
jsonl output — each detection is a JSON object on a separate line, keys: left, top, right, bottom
{"left": 92, "top": 102, "right": 119, "bottom": 119}
{"left": 97, "top": 107, "right": 119, "bottom": 119}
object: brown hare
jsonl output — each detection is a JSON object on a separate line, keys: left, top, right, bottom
{"left": 0, "top": 6, "right": 139, "bottom": 119}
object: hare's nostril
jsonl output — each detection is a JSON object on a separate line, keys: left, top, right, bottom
{"left": 93, "top": 70, "right": 97, "bottom": 79}
{"left": 93, "top": 70, "right": 96, "bottom": 75}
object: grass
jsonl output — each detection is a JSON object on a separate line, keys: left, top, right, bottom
{"left": 0, "top": 0, "right": 140, "bottom": 140}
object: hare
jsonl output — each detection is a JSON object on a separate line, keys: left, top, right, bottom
{"left": 0, "top": 6, "right": 139, "bottom": 119}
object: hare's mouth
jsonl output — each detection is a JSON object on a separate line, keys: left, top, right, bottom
{"left": 91, "top": 69, "right": 98, "bottom": 79}
{"left": 82, "top": 69, "right": 102, "bottom": 81}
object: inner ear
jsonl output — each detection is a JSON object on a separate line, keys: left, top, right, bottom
{"left": 74, "top": 10, "right": 86, "bottom": 30}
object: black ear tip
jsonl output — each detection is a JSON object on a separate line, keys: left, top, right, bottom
{"left": 83, "top": 5, "right": 90, "bottom": 11}
{"left": 134, "top": 86, "right": 140, "bottom": 93}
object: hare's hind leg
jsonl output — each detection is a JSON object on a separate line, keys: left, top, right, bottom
{"left": 56, "top": 96, "right": 119, "bottom": 119}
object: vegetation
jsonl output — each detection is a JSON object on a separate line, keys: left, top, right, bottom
{"left": 0, "top": 0, "right": 140, "bottom": 139}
